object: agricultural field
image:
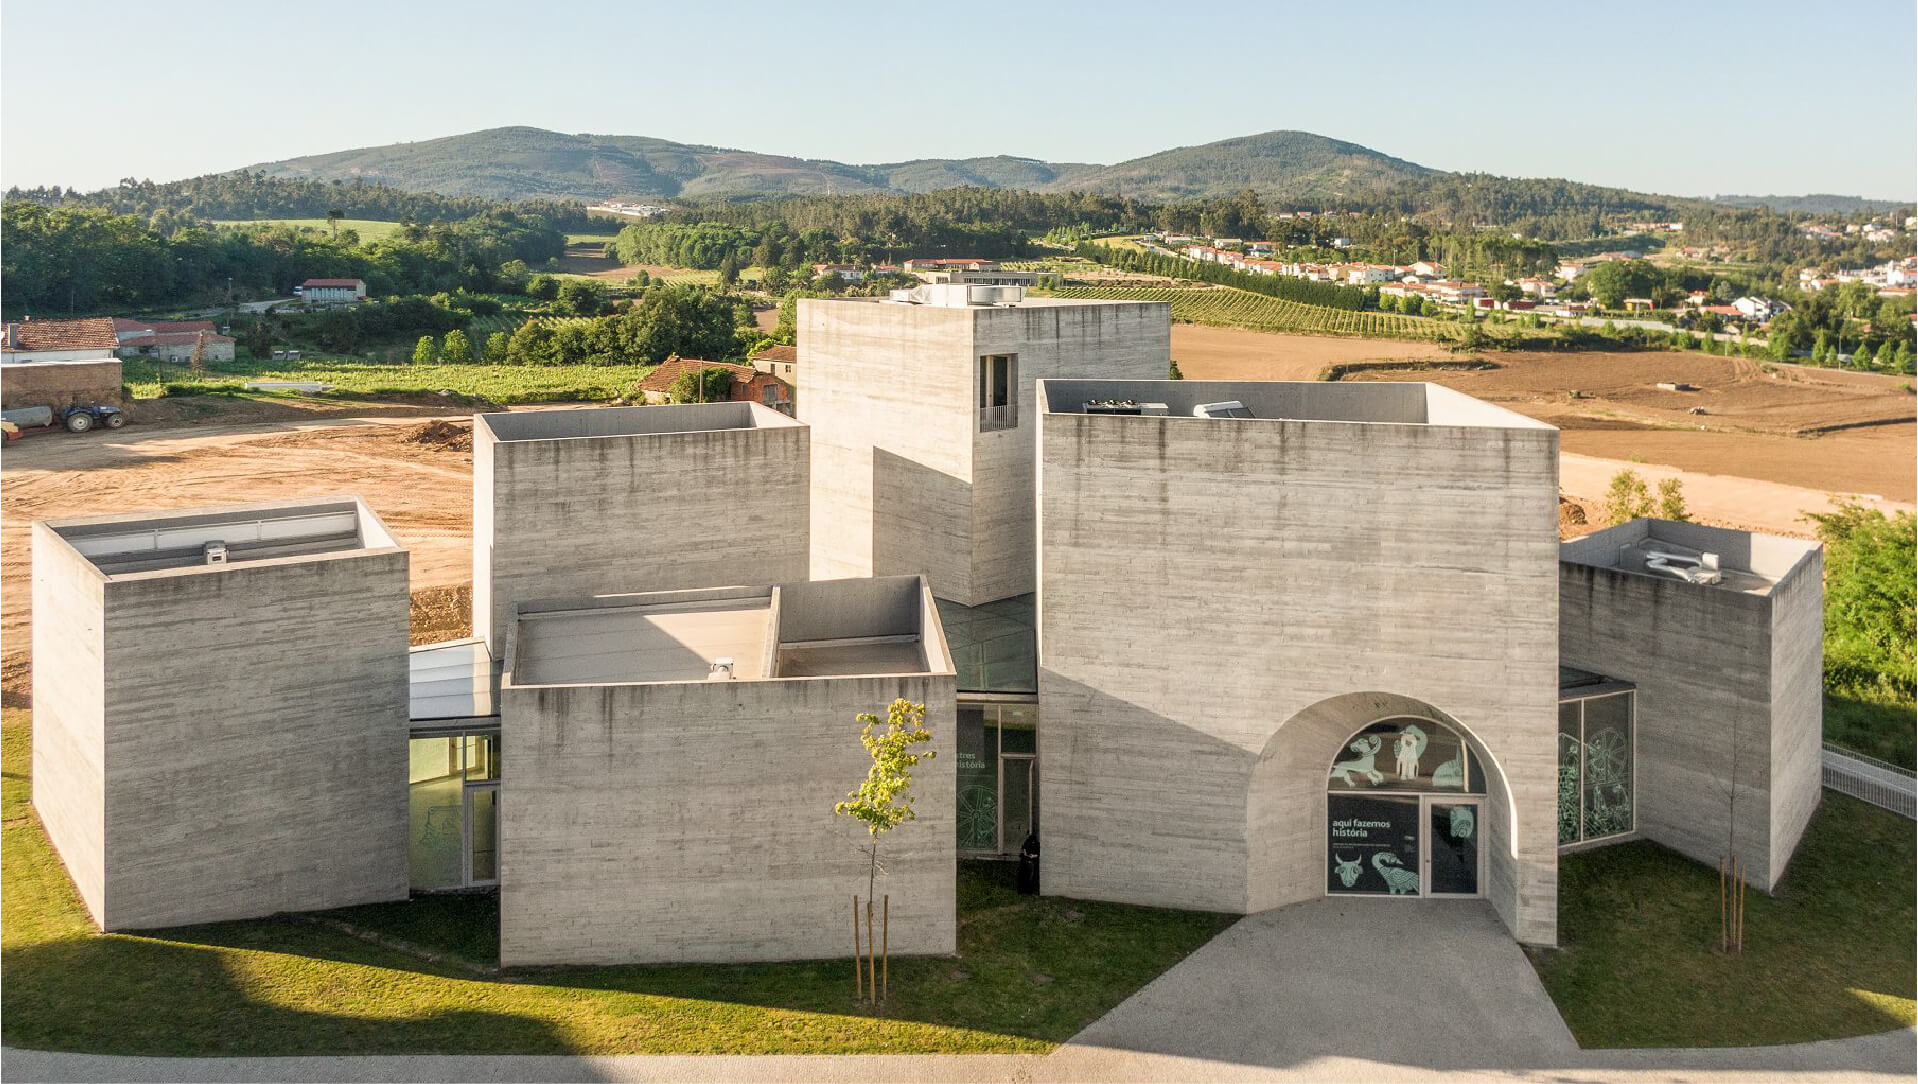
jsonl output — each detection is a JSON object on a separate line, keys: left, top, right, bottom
{"left": 120, "top": 355, "right": 656, "bottom": 405}
{"left": 210, "top": 218, "right": 407, "bottom": 241}
{"left": 1048, "top": 285, "right": 1449, "bottom": 341}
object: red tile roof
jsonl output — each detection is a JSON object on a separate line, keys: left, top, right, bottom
{"left": 637, "top": 356, "right": 756, "bottom": 394}
{"left": 750, "top": 345, "right": 798, "bottom": 364}
{"left": 126, "top": 331, "right": 237, "bottom": 348}
{"left": 2, "top": 317, "right": 119, "bottom": 353}
{"left": 300, "top": 278, "right": 364, "bottom": 288}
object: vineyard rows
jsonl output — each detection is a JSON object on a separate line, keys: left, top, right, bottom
{"left": 1049, "top": 286, "right": 1448, "bottom": 341}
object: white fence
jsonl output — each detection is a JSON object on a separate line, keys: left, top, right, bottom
{"left": 1823, "top": 743, "right": 1917, "bottom": 820}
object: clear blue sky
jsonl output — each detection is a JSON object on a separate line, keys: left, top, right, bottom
{"left": 4, "top": 0, "right": 1914, "bottom": 199}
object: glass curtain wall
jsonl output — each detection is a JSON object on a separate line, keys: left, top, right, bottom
{"left": 408, "top": 730, "right": 500, "bottom": 890}
{"left": 956, "top": 704, "right": 1039, "bottom": 854}
{"left": 1557, "top": 691, "right": 1635, "bottom": 845}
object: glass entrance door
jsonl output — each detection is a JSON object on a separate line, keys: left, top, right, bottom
{"left": 1002, "top": 757, "right": 1035, "bottom": 851}
{"left": 463, "top": 783, "right": 499, "bottom": 887}
{"left": 1426, "top": 800, "right": 1481, "bottom": 896}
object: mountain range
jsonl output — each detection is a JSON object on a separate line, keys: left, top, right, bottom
{"left": 242, "top": 126, "right": 1907, "bottom": 213}
{"left": 247, "top": 126, "right": 1434, "bottom": 204}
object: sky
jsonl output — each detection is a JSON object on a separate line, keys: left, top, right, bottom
{"left": 4, "top": 0, "right": 1915, "bottom": 200}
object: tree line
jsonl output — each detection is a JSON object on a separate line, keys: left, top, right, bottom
{"left": 1072, "top": 242, "right": 1373, "bottom": 310}
{"left": 1, "top": 201, "right": 567, "bottom": 316}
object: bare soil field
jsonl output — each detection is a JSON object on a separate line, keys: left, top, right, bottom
{"left": 1, "top": 417, "right": 478, "bottom": 704}
{"left": 1172, "top": 325, "right": 1454, "bottom": 380}
{"left": 1180, "top": 331, "right": 1916, "bottom": 502}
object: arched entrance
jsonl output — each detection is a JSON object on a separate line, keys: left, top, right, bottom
{"left": 1325, "top": 718, "right": 1487, "bottom": 897}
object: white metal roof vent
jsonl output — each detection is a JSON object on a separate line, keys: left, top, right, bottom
{"left": 707, "top": 656, "right": 736, "bottom": 681}
{"left": 202, "top": 541, "right": 228, "bottom": 566}
{"left": 1194, "top": 401, "right": 1255, "bottom": 419}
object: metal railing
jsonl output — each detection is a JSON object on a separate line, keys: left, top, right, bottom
{"left": 1822, "top": 742, "right": 1916, "bottom": 820}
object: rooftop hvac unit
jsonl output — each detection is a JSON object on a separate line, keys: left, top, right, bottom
{"left": 1638, "top": 544, "right": 1723, "bottom": 585}
{"left": 1082, "top": 400, "right": 1169, "bottom": 416}
{"left": 1194, "top": 401, "right": 1255, "bottom": 419}
{"left": 707, "top": 656, "right": 736, "bottom": 681}
{"left": 203, "top": 541, "right": 228, "bottom": 565}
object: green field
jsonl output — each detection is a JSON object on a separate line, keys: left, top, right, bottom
{"left": 211, "top": 218, "right": 408, "bottom": 241}
{"left": 121, "top": 355, "right": 654, "bottom": 405}
{"left": 1047, "top": 285, "right": 1451, "bottom": 340}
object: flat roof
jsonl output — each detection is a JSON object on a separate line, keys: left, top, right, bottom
{"left": 476, "top": 401, "right": 800, "bottom": 443}
{"left": 808, "top": 295, "right": 1163, "bottom": 311}
{"left": 40, "top": 496, "right": 397, "bottom": 578}
{"left": 1560, "top": 519, "right": 1820, "bottom": 597}
{"left": 505, "top": 576, "right": 952, "bottom": 688}
{"left": 1038, "top": 379, "right": 1555, "bottom": 430}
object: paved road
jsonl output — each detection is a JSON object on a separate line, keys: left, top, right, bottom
{"left": 7, "top": 895, "right": 1911, "bottom": 1083}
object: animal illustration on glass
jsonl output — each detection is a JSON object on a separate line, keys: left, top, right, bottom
{"left": 1585, "top": 782, "right": 1632, "bottom": 837}
{"left": 1432, "top": 748, "right": 1465, "bottom": 789}
{"left": 419, "top": 803, "right": 460, "bottom": 846}
{"left": 1372, "top": 852, "right": 1420, "bottom": 895}
{"left": 1449, "top": 805, "right": 1475, "bottom": 841}
{"left": 1332, "top": 853, "right": 1364, "bottom": 888}
{"left": 1395, "top": 724, "right": 1428, "bottom": 780}
{"left": 1331, "top": 735, "right": 1385, "bottom": 786}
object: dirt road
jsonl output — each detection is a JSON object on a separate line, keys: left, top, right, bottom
{"left": 1560, "top": 453, "right": 1914, "bottom": 538}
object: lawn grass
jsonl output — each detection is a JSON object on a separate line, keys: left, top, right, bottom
{"left": 212, "top": 218, "right": 407, "bottom": 242}
{"left": 1532, "top": 792, "right": 1915, "bottom": 1047}
{"left": 0, "top": 707, "right": 1234, "bottom": 1056}
{"left": 121, "top": 355, "right": 656, "bottom": 405}
{"left": 1824, "top": 689, "right": 1916, "bottom": 769}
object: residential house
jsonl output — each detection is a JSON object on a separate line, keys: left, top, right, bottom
{"left": 1, "top": 318, "right": 118, "bottom": 364}
{"left": 297, "top": 279, "right": 367, "bottom": 306}
{"left": 112, "top": 319, "right": 237, "bottom": 364}
{"left": 637, "top": 356, "right": 789, "bottom": 412}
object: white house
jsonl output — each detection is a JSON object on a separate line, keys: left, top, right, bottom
{"left": 1, "top": 318, "right": 118, "bottom": 364}
{"left": 297, "top": 279, "right": 367, "bottom": 306}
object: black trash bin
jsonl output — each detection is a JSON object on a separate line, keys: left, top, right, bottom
{"left": 1016, "top": 832, "right": 1040, "bottom": 895}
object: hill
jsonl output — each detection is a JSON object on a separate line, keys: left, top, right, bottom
{"left": 246, "top": 126, "right": 1430, "bottom": 204}
{"left": 1703, "top": 194, "right": 1913, "bottom": 215}
{"left": 1041, "top": 131, "right": 1432, "bottom": 202}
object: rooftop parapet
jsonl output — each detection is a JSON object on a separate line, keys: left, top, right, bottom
{"left": 475, "top": 401, "right": 799, "bottom": 443}
{"left": 504, "top": 575, "right": 953, "bottom": 689}
{"left": 1039, "top": 378, "right": 1556, "bottom": 430}
{"left": 1560, "top": 519, "right": 1821, "bottom": 597}
{"left": 38, "top": 496, "right": 399, "bottom": 578}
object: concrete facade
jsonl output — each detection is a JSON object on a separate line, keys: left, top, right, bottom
{"left": 1035, "top": 379, "right": 1562, "bottom": 944}
{"left": 798, "top": 294, "right": 1170, "bottom": 606}
{"left": 472, "top": 403, "right": 809, "bottom": 653}
{"left": 1559, "top": 519, "right": 1824, "bottom": 891}
{"left": 31, "top": 497, "right": 411, "bottom": 931}
{"left": 499, "top": 577, "right": 957, "bottom": 966}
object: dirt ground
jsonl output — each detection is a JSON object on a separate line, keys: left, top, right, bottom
{"left": 1173, "top": 325, "right": 1454, "bottom": 380}
{"left": 1179, "top": 329, "right": 1917, "bottom": 502}
{"left": 1, "top": 416, "right": 479, "bottom": 704}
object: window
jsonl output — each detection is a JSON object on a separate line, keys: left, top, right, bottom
{"left": 1557, "top": 691, "right": 1635, "bottom": 845}
{"left": 408, "top": 730, "right": 502, "bottom": 889}
{"left": 978, "top": 354, "right": 1017, "bottom": 431}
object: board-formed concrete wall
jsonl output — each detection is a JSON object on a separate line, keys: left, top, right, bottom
{"left": 1559, "top": 520, "right": 1823, "bottom": 891}
{"left": 473, "top": 403, "right": 810, "bottom": 652}
{"left": 1037, "top": 383, "right": 1562, "bottom": 944}
{"left": 32, "top": 501, "right": 411, "bottom": 931}
{"left": 500, "top": 671, "right": 957, "bottom": 966}
{"left": 799, "top": 298, "right": 1169, "bottom": 607}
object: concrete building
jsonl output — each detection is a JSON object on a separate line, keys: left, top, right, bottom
{"left": 31, "top": 497, "right": 411, "bottom": 931}
{"left": 1559, "top": 519, "right": 1823, "bottom": 891}
{"left": 799, "top": 288, "right": 1170, "bottom": 607}
{"left": 1035, "top": 379, "right": 1562, "bottom": 944}
{"left": 499, "top": 575, "right": 956, "bottom": 966}
{"left": 472, "top": 403, "right": 809, "bottom": 653}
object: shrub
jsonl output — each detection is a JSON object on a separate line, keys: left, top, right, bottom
{"left": 1806, "top": 503, "right": 1917, "bottom": 700}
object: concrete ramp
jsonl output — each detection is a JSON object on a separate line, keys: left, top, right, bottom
{"left": 1055, "top": 896, "right": 1577, "bottom": 1075}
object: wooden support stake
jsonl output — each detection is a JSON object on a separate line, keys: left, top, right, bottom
{"left": 852, "top": 895, "right": 863, "bottom": 999}
{"left": 1718, "top": 857, "right": 1727, "bottom": 953}
{"left": 882, "top": 894, "right": 890, "bottom": 1003}
{"left": 866, "top": 899, "right": 876, "bottom": 1005}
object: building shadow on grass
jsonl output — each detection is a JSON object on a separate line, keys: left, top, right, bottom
{"left": 0, "top": 935, "right": 587, "bottom": 1064}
